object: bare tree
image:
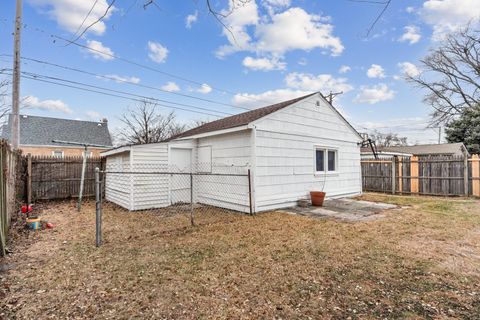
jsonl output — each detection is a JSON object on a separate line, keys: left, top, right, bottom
{"left": 370, "top": 130, "right": 408, "bottom": 148}
{"left": 73, "top": 0, "right": 251, "bottom": 44}
{"left": 0, "top": 70, "right": 10, "bottom": 126}
{"left": 189, "top": 119, "right": 210, "bottom": 128}
{"left": 117, "top": 101, "right": 186, "bottom": 144}
{"left": 408, "top": 24, "right": 480, "bottom": 125}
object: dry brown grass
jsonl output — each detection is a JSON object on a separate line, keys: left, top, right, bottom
{"left": 1, "top": 194, "right": 480, "bottom": 319}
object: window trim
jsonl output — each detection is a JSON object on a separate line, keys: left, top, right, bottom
{"left": 314, "top": 146, "right": 338, "bottom": 175}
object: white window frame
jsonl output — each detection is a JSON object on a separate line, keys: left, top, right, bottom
{"left": 314, "top": 146, "right": 338, "bottom": 175}
{"left": 52, "top": 150, "right": 64, "bottom": 158}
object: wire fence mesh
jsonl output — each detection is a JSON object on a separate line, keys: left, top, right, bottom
{"left": 99, "top": 163, "right": 252, "bottom": 230}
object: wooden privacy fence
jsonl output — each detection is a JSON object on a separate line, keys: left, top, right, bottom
{"left": 361, "top": 155, "right": 480, "bottom": 197}
{"left": 1, "top": 140, "right": 23, "bottom": 256}
{"left": 26, "top": 155, "right": 105, "bottom": 201}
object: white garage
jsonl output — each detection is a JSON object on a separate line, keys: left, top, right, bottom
{"left": 103, "top": 92, "right": 363, "bottom": 213}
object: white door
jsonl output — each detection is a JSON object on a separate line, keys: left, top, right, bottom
{"left": 170, "top": 148, "right": 192, "bottom": 205}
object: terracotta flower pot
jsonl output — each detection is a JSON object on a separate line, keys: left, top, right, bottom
{"left": 310, "top": 191, "right": 326, "bottom": 206}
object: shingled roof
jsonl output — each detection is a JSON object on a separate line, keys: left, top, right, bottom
{"left": 1, "top": 114, "right": 113, "bottom": 147}
{"left": 169, "top": 92, "right": 317, "bottom": 140}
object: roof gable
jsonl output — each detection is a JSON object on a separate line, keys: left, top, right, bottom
{"left": 2, "top": 114, "right": 113, "bottom": 147}
{"left": 249, "top": 92, "right": 362, "bottom": 140}
{"left": 169, "top": 93, "right": 321, "bottom": 140}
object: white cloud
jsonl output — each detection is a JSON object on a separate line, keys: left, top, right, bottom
{"left": 216, "top": 5, "right": 343, "bottom": 61}
{"left": 216, "top": 0, "right": 259, "bottom": 58}
{"left": 242, "top": 56, "right": 286, "bottom": 71}
{"left": 263, "top": 0, "right": 291, "bottom": 8}
{"left": 197, "top": 83, "right": 212, "bottom": 94}
{"left": 262, "top": 0, "right": 291, "bottom": 14}
{"left": 86, "top": 110, "right": 101, "bottom": 120}
{"left": 366, "top": 64, "right": 385, "bottom": 78}
{"left": 22, "top": 95, "right": 73, "bottom": 113}
{"left": 399, "top": 25, "right": 421, "bottom": 44}
{"left": 29, "top": 0, "right": 114, "bottom": 35}
{"left": 354, "top": 84, "right": 395, "bottom": 104}
{"left": 339, "top": 65, "right": 351, "bottom": 74}
{"left": 255, "top": 8, "right": 343, "bottom": 56}
{"left": 147, "top": 41, "right": 168, "bottom": 63}
{"left": 104, "top": 74, "right": 140, "bottom": 84}
{"left": 185, "top": 10, "right": 198, "bottom": 29}
{"left": 406, "top": 6, "right": 415, "bottom": 13}
{"left": 397, "top": 62, "right": 420, "bottom": 78}
{"left": 285, "top": 72, "right": 353, "bottom": 93}
{"left": 421, "top": 0, "right": 480, "bottom": 40}
{"left": 233, "top": 89, "right": 310, "bottom": 109}
{"left": 297, "top": 58, "right": 307, "bottom": 66}
{"left": 85, "top": 40, "right": 114, "bottom": 60}
{"left": 161, "top": 81, "right": 180, "bottom": 92}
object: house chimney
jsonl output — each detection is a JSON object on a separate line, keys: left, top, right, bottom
{"left": 101, "top": 118, "right": 108, "bottom": 123}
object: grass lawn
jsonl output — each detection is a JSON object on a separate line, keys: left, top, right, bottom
{"left": 1, "top": 194, "right": 480, "bottom": 319}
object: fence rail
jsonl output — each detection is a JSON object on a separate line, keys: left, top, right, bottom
{"left": 361, "top": 154, "right": 480, "bottom": 197}
{"left": 26, "top": 155, "right": 105, "bottom": 201}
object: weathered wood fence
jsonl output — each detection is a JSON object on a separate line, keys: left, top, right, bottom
{"left": 361, "top": 155, "right": 480, "bottom": 197}
{"left": 0, "top": 140, "right": 23, "bottom": 256}
{"left": 25, "top": 155, "right": 105, "bottom": 201}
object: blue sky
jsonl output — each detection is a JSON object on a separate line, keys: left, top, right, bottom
{"left": 1, "top": 0, "right": 479, "bottom": 144}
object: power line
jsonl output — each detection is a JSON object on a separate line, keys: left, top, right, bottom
{"left": 0, "top": 54, "right": 244, "bottom": 110}
{"left": 67, "top": 0, "right": 116, "bottom": 46}
{"left": 22, "top": 23, "right": 305, "bottom": 108}
{"left": 2, "top": 69, "right": 229, "bottom": 118}
{"left": 69, "top": 0, "right": 100, "bottom": 42}
{"left": 23, "top": 71, "right": 233, "bottom": 117}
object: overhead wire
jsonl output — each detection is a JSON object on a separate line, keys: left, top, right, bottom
{"left": 2, "top": 68, "right": 229, "bottom": 118}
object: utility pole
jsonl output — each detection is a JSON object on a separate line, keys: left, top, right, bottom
{"left": 11, "top": 0, "right": 22, "bottom": 149}
{"left": 326, "top": 91, "right": 343, "bottom": 104}
{"left": 438, "top": 126, "right": 442, "bottom": 144}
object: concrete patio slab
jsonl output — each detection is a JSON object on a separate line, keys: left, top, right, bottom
{"left": 279, "top": 198, "right": 400, "bottom": 222}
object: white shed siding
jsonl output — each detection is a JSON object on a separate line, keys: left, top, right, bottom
{"left": 253, "top": 96, "right": 362, "bottom": 211}
{"left": 105, "top": 152, "right": 131, "bottom": 210}
{"left": 130, "top": 143, "right": 170, "bottom": 210}
{"left": 195, "top": 130, "right": 251, "bottom": 213}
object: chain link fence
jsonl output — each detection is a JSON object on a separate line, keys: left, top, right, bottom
{"left": 95, "top": 164, "right": 252, "bottom": 246}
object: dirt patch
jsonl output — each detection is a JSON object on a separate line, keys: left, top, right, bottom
{"left": 1, "top": 195, "right": 480, "bottom": 319}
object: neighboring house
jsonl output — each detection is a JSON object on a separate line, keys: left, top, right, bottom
{"left": 103, "top": 93, "right": 363, "bottom": 212}
{"left": 361, "top": 142, "right": 468, "bottom": 159}
{"left": 1, "top": 114, "right": 112, "bottom": 157}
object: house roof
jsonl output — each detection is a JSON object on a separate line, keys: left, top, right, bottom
{"left": 361, "top": 142, "right": 467, "bottom": 156}
{"left": 168, "top": 92, "right": 318, "bottom": 140}
{"left": 1, "top": 114, "right": 113, "bottom": 147}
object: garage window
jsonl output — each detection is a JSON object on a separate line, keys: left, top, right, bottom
{"left": 315, "top": 148, "right": 337, "bottom": 173}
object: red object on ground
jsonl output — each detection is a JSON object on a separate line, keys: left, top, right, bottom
{"left": 310, "top": 191, "right": 326, "bottom": 206}
{"left": 21, "top": 205, "right": 33, "bottom": 214}
{"left": 46, "top": 222, "right": 54, "bottom": 229}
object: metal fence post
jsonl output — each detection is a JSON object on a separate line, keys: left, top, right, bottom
{"left": 95, "top": 167, "right": 102, "bottom": 247}
{"left": 190, "top": 173, "right": 194, "bottom": 226}
{"left": 248, "top": 169, "right": 253, "bottom": 215}
{"left": 77, "top": 146, "right": 88, "bottom": 211}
